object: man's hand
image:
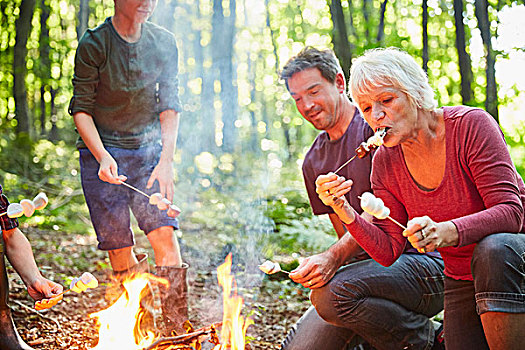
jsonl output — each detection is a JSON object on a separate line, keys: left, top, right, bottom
{"left": 146, "top": 159, "right": 174, "bottom": 202}
{"left": 289, "top": 251, "right": 340, "bottom": 289}
{"left": 98, "top": 153, "right": 127, "bottom": 184}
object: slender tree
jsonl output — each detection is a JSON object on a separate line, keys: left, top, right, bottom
{"left": 77, "top": 0, "right": 89, "bottom": 40}
{"left": 376, "top": 0, "right": 388, "bottom": 44}
{"left": 453, "top": 0, "right": 473, "bottom": 104}
{"left": 422, "top": 0, "right": 429, "bottom": 72}
{"left": 212, "top": 0, "right": 238, "bottom": 153}
{"left": 474, "top": 0, "right": 498, "bottom": 121}
{"left": 265, "top": 0, "right": 291, "bottom": 158}
{"left": 39, "top": 0, "right": 51, "bottom": 136}
{"left": 329, "top": 0, "right": 352, "bottom": 76}
{"left": 13, "top": 0, "right": 37, "bottom": 135}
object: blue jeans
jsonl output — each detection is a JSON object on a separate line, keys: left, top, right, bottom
{"left": 281, "top": 253, "right": 445, "bottom": 350}
{"left": 443, "top": 233, "right": 525, "bottom": 350}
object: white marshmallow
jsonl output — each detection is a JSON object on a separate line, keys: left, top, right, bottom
{"left": 7, "top": 203, "right": 24, "bottom": 218}
{"left": 149, "top": 193, "right": 163, "bottom": 205}
{"left": 20, "top": 199, "right": 36, "bottom": 217}
{"left": 157, "top": 198, "right": 170, "bottom": 210}
{"left": 259, "top": 260, "right": 281, "bottom": 274}
{"left": 361, "top": 192, "right": 391, "bottom": 220}
{"left": 167, "top": 204, "right": 181, "bottom": 218}
{"left": 80, "top": 272, "right": 99, "bottom": 289}
{"left": 376, "top": 206, "right": 390, "bottom": 220}
{"left": 32, "top": 192, "right": 48, "bottom": 210}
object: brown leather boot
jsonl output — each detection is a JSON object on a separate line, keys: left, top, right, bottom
{"left": 155, "top": 263, "right": 189, "bottom": 335}
{"left": 1, "top": 243, "right": 34, "bottom": 350}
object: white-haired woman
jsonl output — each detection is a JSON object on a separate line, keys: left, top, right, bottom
{"left": 314, "top": 47, "right": 525, "bottom": 350}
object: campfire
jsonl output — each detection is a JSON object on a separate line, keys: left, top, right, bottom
{"left": 88, "top": 253, "right": 252, "bottom": 350}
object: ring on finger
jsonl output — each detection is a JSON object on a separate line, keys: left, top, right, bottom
{"left": 421, "top": 228, "right": 428, "bottom": 239}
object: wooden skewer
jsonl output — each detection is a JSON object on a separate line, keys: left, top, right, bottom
{"left": 120, "top": 181, "right": 151, "bottom": 199}
{"left": 333, "top": 155, "right": 357, "bottom": 174}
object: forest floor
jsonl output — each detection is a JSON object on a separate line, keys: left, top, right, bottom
{"left": 9, "top": 224, "right": 310, "bottom": 350}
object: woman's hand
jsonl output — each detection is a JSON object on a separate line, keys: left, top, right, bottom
{"left": 403, "top": 216, "right": 459, "bottom": 252}
{"left": 147, "top": 159, "right": 174, "bottom": 202}
{"left": 289, "top": 251, "right": 340, "bottom": 289}
{"left": 315, "top": 172, "right": 356, "bottom": 223}
{"left": 98, "top": 153, "right": 127, "bottom": 184}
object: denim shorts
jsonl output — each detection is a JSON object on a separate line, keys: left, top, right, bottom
{"left": 79, "top": 144, "right": 179, "bottom": 251}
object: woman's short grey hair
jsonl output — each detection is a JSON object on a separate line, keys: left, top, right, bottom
{"left": 349, "top": 47, "right": 437, "bottom": 111}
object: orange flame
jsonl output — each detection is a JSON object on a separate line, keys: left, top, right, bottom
{"left": 213, "top": 253, "right": 253, "bottom": 350}
{"left": 89, "top": 273, "right": 161, "bottom": 349}
{"left": 89, "top": 255, "right": 251, "bottom": 349}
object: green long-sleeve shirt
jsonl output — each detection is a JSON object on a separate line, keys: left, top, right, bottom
{"left": 69, "top": 17, "right": 182, "bottom": 149}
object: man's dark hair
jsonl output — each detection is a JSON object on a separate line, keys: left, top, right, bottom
{"left": 280, "top": 47, "right": 343, "bottom": 90}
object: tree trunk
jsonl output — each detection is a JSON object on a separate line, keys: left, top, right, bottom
{"left": 346, "top": 0, "right": 357, "bottom": 68}
{"left": 265, "top": 0, "right": 292, "bottom": 158}
{"left": 376, "top": 0, "right": 388, "bottom": 44}
{"left": 212, "top": 0, "right": 237, "bottom": 153}
{"left": 362, "top": 0, "right": 371, "bottom": 44}
{"left": 329, "top": 0, "right": 351, "bottom": 77}
{"left": 474, "top": 0, "right": 498, "bottom": 121}
{"left": 13, "top": 0, "right": 36, "bottom": 136}
{"left": 77, "top": 0, "right": 89, "bottom": 40}
{"left": 453, "top": 0, "right": 473, "bottom": 104}
{"left": 39, "top": 0, "right": 51, "bottom": 136}
{"left": 422, "top": 0, "right": 429, "bottom": 73}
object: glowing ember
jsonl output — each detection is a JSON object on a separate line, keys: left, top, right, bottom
{"left": 213, "top": 253, "right": 253, "bottom": 350}
{"left": 89, "top": 273, "right": 165, "bottom": 349}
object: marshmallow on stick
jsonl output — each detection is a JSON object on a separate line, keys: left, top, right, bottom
{"left": 334, "top": 128, "right": 387, "bottom": 174}
{"left": 20, "top": 199, "right": 36, "bottom": 217}
{"left": 120, "top": 181, "right": 182, "bottom": 218}
{"left": 32, "top": 192, "right": 49, "bottom": 210}
{"left": 359, "top": 192, "right": 406, "bottom": 229}
{"left": 360, "top": 192, "right": 429, "bottom": 254}
{"left": 1, "top": 192, "right": 49, "bottom": 218}
{"left": 34, "top": 272, "right": 99, "bottom": 311}
{"left": 5, "top": 203, "right": 24, "bottom": 218}
{"left": 259, "top": 260, "right": 289, "bottom": 275}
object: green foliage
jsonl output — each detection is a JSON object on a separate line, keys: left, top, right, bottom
{"left": 1, "top": 0, "right": 524, "bottom": 265}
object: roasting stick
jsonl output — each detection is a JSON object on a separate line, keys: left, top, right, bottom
{"left": 333, "top": 128, "right": 387, "bottom": 175}
{"left": 334, "top": 155, "right": 357, "bottom": 174}
{"left": 120, "top": 181, "right": 151, "bottom": 199}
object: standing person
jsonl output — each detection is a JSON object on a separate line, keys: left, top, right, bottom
{"left": 317, "top": 47, "right": 525, "bottom": 349}
{"left": 68, "top": 0, "right": 187, "bottom": 333}
{"left": 278, "top": 47, "right": 445, "bottom": 350}
{"left": 1, "top": 185, "right": 63, "bottom": 350}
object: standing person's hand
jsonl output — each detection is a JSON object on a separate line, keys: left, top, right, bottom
{"left": 289, "top": 252, "right": 340, "bottom": 289}
{"left": 316, "top": 172, "right": 356, "bottom": 224}
{"left": 27, "top": 276, "right": 63, "bottom": 302}
{"left": 98, "top": 153, "right": 127, "bottom": 184}
{"left": 403, "top": 216, "right": 459, "bottom": 252}
{"left": 147, "top": 160, "right": 174, "bottom": 202}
